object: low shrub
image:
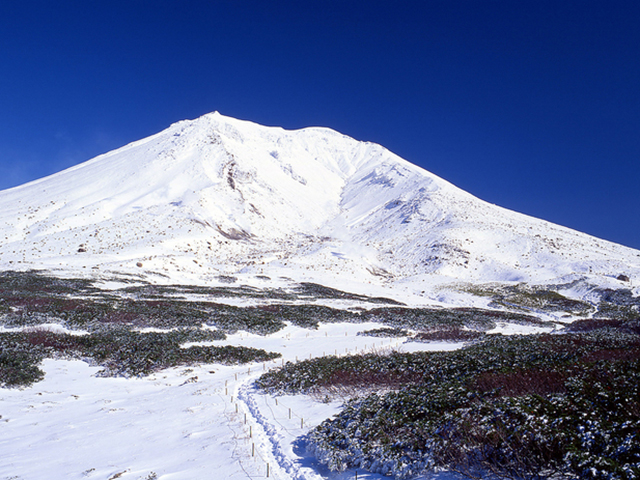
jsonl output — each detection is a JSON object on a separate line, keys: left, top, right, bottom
{"left": 259, "top": 332, "right": 640, "bottom": 480}
{"left": 472, "top": 368, "right": 567, "bottom": 396}
{"left": 256, "top": 350, "right": 431, "bottom": 396}
{"left": 0, "top": 347, "right": 45, "bottom": 387}
{"left": 0, "top": 327, "right": 279, "bottom": 386}
{"left": 411, "top": 328, "right": 484, "bottom": 342}
{"left": 566, "top": 318, "right": 624, "bottom": 332}
{"left": 357, "top": 327, "right": 409, "bottom": 338}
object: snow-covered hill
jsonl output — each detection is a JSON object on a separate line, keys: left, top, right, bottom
{"left": 2, "top": 114, "right": 639, "bottom": 479}
{"left": 1, "top": 112, "right": 638, "bottom": 301}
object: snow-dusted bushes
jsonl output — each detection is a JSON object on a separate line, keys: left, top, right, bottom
{"left": 256, "top": 350, "right": 429, "bottom": 396}
{"left": 0, "top": 327, "right": 279, "bottom": 386}
{"left": 259, "top": 331, "right": 640, "bottom": 479}
{"left": 1, "top": 272, "right": 549, "bottom": 338}
{"left": 77, "top": 328, "right": 279, "bottom": 377}
{"left": 357, "top": 327, "right": 410, "bottom": 337}
{"left": 0, "top": 337, "right": 46, "bottom": 386}
{"left": 466, "top": 283, "right": 594, "bottom": 316}
{"left": 410, "top": 328, "right": 484, "bottom": 342}
{"left": 430, "top": 357, "right": 640, "bottom": 480}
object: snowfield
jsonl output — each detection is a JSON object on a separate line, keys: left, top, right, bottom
{"left": 1, "top": 321, "right": 477, "bottom": 480}
{"left": 1, "top": 113, "right": 639, "bottom": 479}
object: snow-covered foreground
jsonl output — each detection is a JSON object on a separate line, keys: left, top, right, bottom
{"left": 0, "top": 321, "right": 519, "bottom": 480}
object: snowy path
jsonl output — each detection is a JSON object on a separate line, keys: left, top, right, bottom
{"left": 0, "top": 323, "right": 473, "bottom": 480}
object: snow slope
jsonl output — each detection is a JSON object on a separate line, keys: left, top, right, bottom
{"left": 1, "top": 114, "right": 638, "bottom": 479}
{"left": 0, "top": 322, "right": 475, "bottom": 480}
{"left": 1, "top": 112, "right": 638, "bottom": 300}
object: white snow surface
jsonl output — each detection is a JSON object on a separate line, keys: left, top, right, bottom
{"left": 2, "top": 113, "right": 639, "bottom": 479}
{"left": 1, "top": 322, "right": 469, "bottom": 480}
{"left": 1, "top": 112, "right": 638, "bottom": 305}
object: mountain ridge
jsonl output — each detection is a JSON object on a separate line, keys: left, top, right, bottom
{"left": 1, "top": 112, "right": 638, "bottom": 304}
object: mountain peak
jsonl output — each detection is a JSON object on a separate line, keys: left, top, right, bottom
{"left": 0, "top": 113, "right": 638, "bottom": 301}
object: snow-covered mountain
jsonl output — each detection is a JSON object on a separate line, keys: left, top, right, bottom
{"left": 1, "top": 112, "right": 638, "bottom": 299}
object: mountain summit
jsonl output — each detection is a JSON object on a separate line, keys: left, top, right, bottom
{"left": 1, "top": 112, "right": 638, "bottom": 299}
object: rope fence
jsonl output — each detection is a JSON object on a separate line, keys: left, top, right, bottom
{"left": 212, "top": 328, "right": 405, "bottom": 478}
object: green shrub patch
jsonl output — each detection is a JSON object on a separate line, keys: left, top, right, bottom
{"left": 0, "top": 327, "right": 278, "bottom": 387}
{"left": 410, "top": 328, "right": 485, "bottom": 342}
{"left": 357, "top": 327, "right": 410, "bottom": 338}
{"left": 258, "top": 331, "right": 640, "bottom": 479}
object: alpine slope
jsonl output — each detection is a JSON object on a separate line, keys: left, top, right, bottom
{"left": 0, "top": 112, "right": 638, "bottom": 302}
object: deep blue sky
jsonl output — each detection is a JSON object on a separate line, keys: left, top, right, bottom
{"left": 1, "top": 1, "right": 639, "bottom": 249}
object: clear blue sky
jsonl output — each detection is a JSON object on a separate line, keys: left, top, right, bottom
{"left": 1, "top": 1, "right": 639, "bottom": 249}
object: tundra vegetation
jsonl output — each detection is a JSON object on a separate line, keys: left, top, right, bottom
{"left": 0, "top": 270, "right": 550, "bottom": 387}
{"left": 258, "top": 321, "right": 640, "bottom": 480}
{"left": 1, "top": 270, "right": 639, "bottom": 479}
